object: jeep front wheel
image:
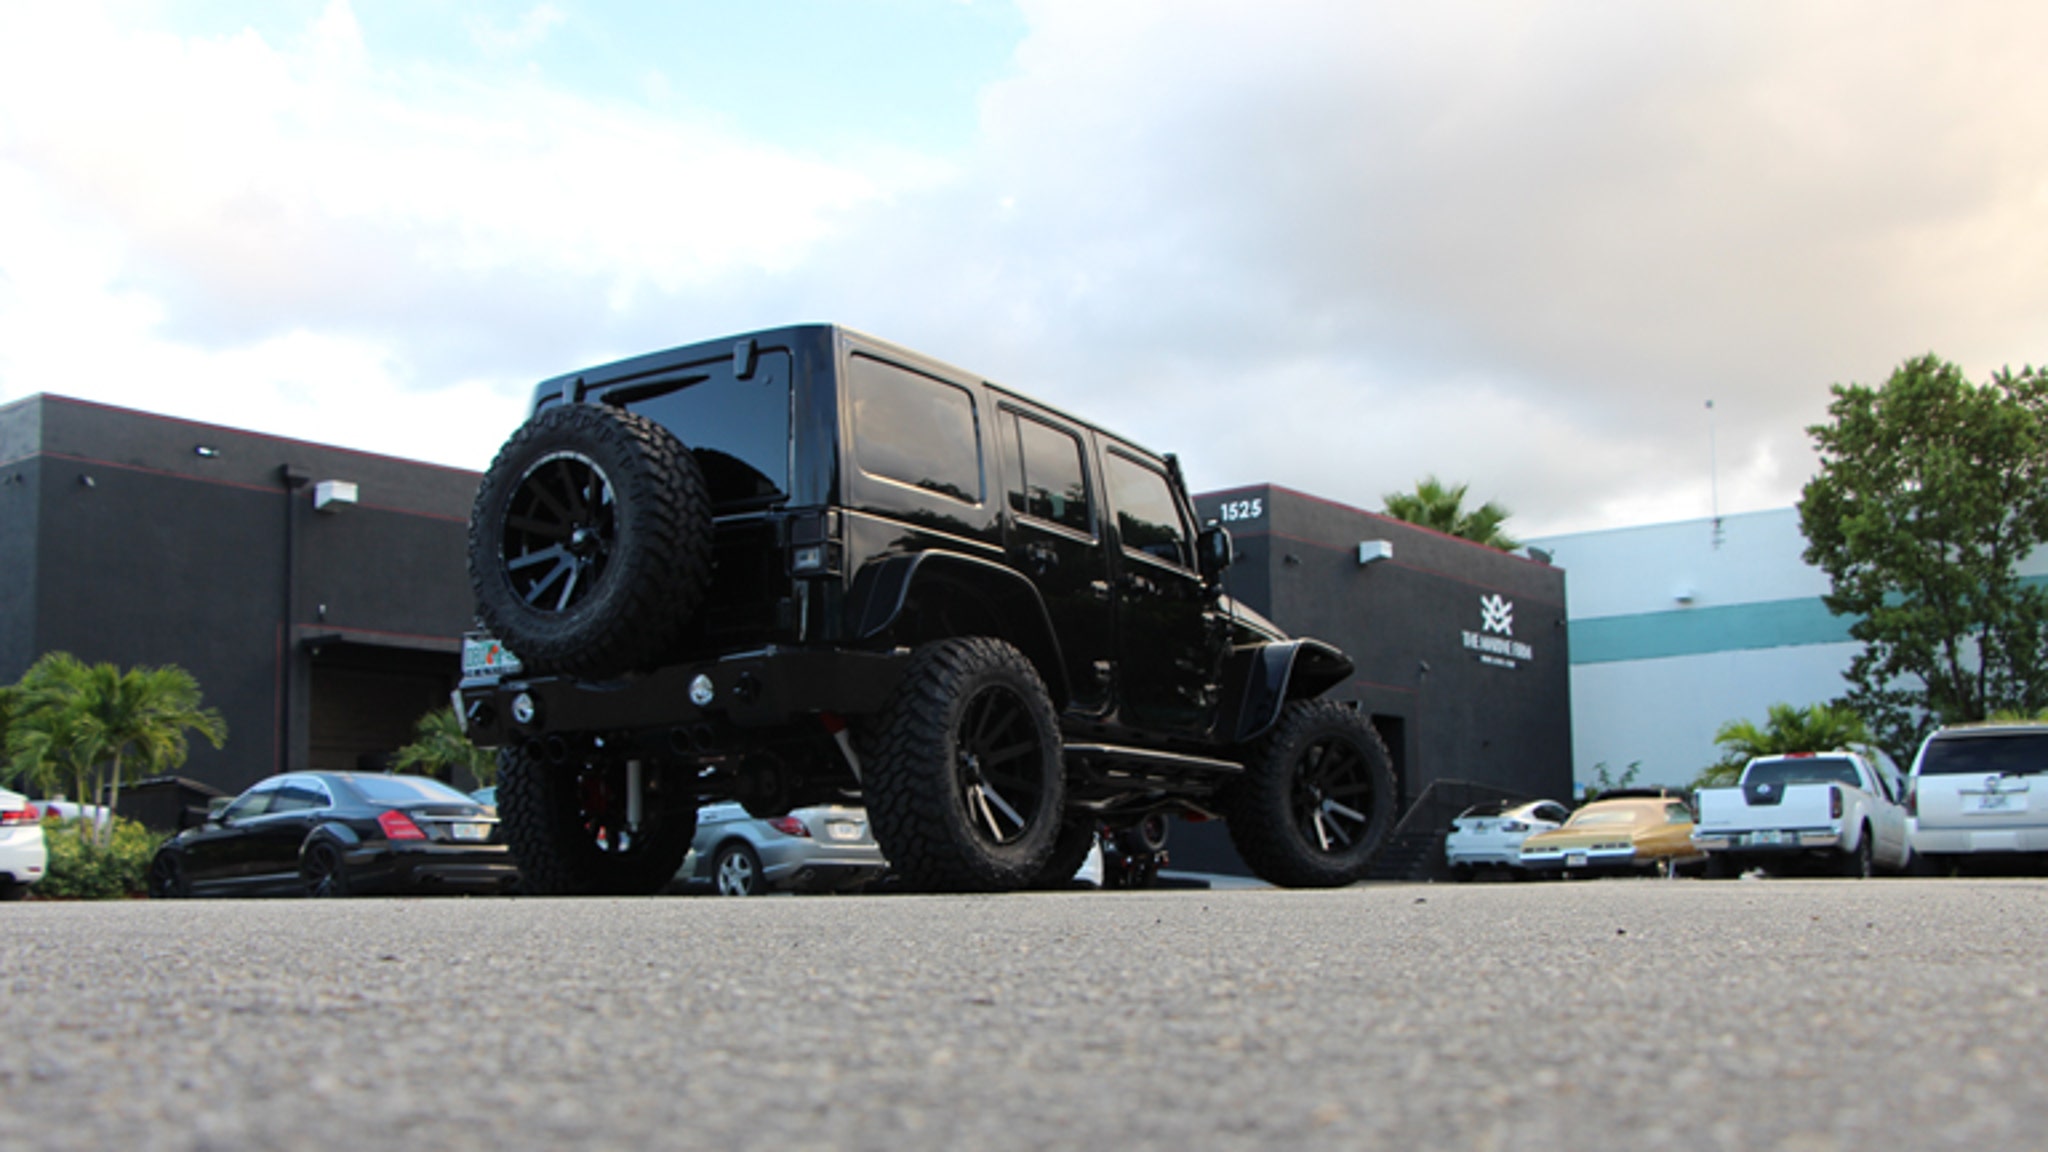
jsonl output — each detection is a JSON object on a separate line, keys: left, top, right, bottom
{"left": 865, "top": 638, "right": 1065, "bottom": 892}
{"left": 470, "top": 403, "right": 712, "bottom": 678}
{"left": 498, "top": 744, "right": 698, "bottom": 895}
{"left": 1222, "top": 699, "right": 1395, "bottom": 888}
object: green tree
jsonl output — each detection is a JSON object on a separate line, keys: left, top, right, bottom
{"left": 5, "top": 654, "right": 226, "bottom": 846}
{"left": 1382, "top": 475, "right": 1519, "bottom": 550}
{"left": 1581, "top": 761, "right": 1640, "bottom": 801}
{"left": 1691, "top": 703, "right": 1874, "bottom": 789}
{"left": 392, "top": 705, "right": 497, "bottom": 788}
{"left": 1798, "top": 355, "right": 2048, "bottom": 765}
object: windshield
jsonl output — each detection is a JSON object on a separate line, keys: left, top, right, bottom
{"left": 1919, "top": 732, "right": 2048, "bottom": 777}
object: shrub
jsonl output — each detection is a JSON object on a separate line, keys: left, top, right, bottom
{"left": 37, "top": 814, "right": 162, "bottom": 899}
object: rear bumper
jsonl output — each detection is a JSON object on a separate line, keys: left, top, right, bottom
{"left": 1910, "top": 825, "right": 2048, "bottom": 855}
{"left": 344, "top": 842, "right": 520, "bottom": 895}
{"left": 1693, "top": 829, "right": 1840, "bottom": 853}
{"left": 0, "top": 830, "right": 46, "bottom": 884}
{"left": 458, "top": 646, "right": 911, "bottom": 749}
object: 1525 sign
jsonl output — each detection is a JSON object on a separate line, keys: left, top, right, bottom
{"left": 1217, "top": 498, "right": 1264, "bottom": 523}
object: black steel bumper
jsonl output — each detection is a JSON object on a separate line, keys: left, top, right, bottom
{"left": 458, "top": 645, "right": 911, "bottom": 749}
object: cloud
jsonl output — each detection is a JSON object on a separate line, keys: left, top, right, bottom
{"left": 3, "top": 1, "right": 2046, "bottom": 535}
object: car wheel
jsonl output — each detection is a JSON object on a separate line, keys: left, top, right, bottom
{"left": 300, "top": 839, "right": 352, "bottom": 898}
{"left": 0, "top": 878, "right": 25, "bottom": 902}
{"left": 865, "top": 637, "right": 1065, "bottom": 893}
{"left": 498, "top": 743, "right": 700, "bottom": 895}
{"left": 146, "top": 851, "right": 190, "bottom": 899}
{"left": 1221, "top": 699, "right": 1396, "bottom": 888}
{"left": 470, "top": 403, "right": 713, "bottom": 678}
{"left": 713, "top": 842, "right": 765, "bottom": 896}
{"left": 1839, "top": 827, "right": 1875, "bottom": 879}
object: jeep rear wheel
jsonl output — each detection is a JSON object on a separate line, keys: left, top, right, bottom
{"left": 865, "top": 638, "right": 1065, "bottom": 892}
{"left": 470, "top": 403, "right": 712, "bottom": 677}
{"left": 1222, "top": 699, "right": 1395, "bottom": 888}
{"left": 498, "top": 744, "right": 698, "bottom": 895}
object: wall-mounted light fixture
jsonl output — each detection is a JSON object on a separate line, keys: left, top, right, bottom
{"left": 1358, "top": 540, "right": 1393, "bottom": 565}
{"left": 313, "top": 480, "right": 358, "bottom": 513}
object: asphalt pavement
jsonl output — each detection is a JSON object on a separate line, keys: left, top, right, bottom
{"left": 3, "top": 877, "right": 2043, "bottom": 1151}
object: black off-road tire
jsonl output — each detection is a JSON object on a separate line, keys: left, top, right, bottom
{"left": 470, "top": 403, "right": 713, "bottom": 678}
{"left": 1221, "top": 699, "right": 1396, "bottom": 888}
{"left": 498, "top": 744, "right": 698, "bottom": 895}
{"left": 1027, "top": 816, "right": 1099, "bottom": 889}
{"left": 865, "top": 638, "right": 1066, "bottom": 893}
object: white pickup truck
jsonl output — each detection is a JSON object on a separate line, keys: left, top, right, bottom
{"left": 1691, "top": 751, "right": 1911, "bottom": 878}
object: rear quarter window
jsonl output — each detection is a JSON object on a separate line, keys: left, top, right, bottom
{"left": 848, "top": 354, "right": 984, "bottom": 505}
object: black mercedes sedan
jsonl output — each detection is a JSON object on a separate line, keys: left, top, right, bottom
{"left": 147, "top": 772, "right": 519, "bottom": 898}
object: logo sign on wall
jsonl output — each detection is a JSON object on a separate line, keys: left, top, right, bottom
{"left": 1463, "top": 593, "right": 1535, "bottom": 669}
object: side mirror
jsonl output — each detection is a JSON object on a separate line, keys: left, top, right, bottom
{"left": 1197, "top": 523, "right": 1234, "bottom": 584}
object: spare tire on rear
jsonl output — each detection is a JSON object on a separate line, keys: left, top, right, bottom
{"left": 469, "top": 403, "right": 712, "bottom": 678}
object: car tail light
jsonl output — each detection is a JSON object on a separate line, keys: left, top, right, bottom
{"left": 1, "top": 804, "right": 35, "bottom": 826}
{"left": 378, "top": 809, "right": 428, "bottom": 841}
{"left": 1829, "top": 785, "right": 1843, "bottom": 820}
{"left": 1905, "top": 786, "right": 1918, "bottom": 818}
{"left": 767, "top": 816, "right": 811, "bottom": 838}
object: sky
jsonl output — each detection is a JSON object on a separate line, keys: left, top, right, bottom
{"left": 3, "top": 0, "right": 2046, "bottom": 538}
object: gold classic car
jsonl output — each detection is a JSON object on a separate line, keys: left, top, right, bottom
{"left": 1519, "top": 793, "right": 1704, "bottom": 877}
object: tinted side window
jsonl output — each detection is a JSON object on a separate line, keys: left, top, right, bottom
{"left": 1004, "top": 412, "right": 1092, "bottom": 533}
{"left": 848, "top": 355, "right": 983, "bottom": 505}
{"left": 1104, "top": 451, "right": 1189, "bottom": 566}
{"left": 223, "top": 784, "right": 278, "bottom": 822}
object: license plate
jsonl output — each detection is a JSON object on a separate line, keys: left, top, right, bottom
{"left": 827, "top": 821, "right": 863, "bottom": 841}
{"left": 462, "top": 636, "right": 523, "bottom": 677}
{"left": 1565, "top": 852, "right": 1588, "bottom": 868}
{"left": 1749, "top": 830, "right": 1786, "bottom": 846}
{"left": 1968, "top": 793, "right": 2024, "bottom": 813}
{"left": 450, "top": 823, "right": 492, "bottom": 842}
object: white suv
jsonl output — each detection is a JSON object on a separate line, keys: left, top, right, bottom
{"left": 1908, "top": 723, "right": 2048, "bottom": 871}
{"left": 1, "top": 788, "right": 47, "bottom": 900}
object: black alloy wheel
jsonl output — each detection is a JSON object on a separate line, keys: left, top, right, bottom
{"left": 865, "top": 638, "right": 1066, "bottom": 892}
{"left": 300, "top": 839, "right": 351, "bottom": 898}
{"left": 502, "top": 451, "right": 617, "bottom": 616}
{"left": 146, "top": 851, "right": 190, "bottom": 899}
{"left": 1222, "top": 698, "right": 1396, "bottom": 888}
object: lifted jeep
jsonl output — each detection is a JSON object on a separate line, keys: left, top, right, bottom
{"left": 457, "top": 325, "right": 1393, "bottom": 893}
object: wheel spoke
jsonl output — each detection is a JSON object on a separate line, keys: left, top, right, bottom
{"left": 1322, "top": 797, "right": 1366, "bottom": 825}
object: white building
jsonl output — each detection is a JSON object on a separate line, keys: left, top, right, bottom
{"left": 1532, "top": 508, "right": 2048, "bottom": 793}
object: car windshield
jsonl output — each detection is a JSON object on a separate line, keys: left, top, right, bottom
{"left": 1919, "top": 732, "right": 2048, "bottom": 777}
{"left": 349, "top": 775, "right": 475, "bottom": 806}
{"left": 1746, "top": 757, "right": 1861, "bottom": 788}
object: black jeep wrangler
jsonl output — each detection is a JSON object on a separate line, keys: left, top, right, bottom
{"left": 457, "top": 324, "right": 1394, "bottom": 893}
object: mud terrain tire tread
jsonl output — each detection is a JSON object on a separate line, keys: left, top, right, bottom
{"left": 1222, "top": 698, "right": 1396, "bottom": 888}
{"left": 865, "top": 637, "right": 1065, "bottom": 893}
{"left": 470, "top": 403, "right": 712, "bottom": 678}
{"left": 498, "top": 744, "right": 697, "bottom": 895}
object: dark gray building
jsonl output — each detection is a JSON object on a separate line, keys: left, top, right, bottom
{"left": 1, "top": 394, "right": 480, "bottom": 794}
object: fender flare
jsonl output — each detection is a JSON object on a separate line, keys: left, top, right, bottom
{"left": 846, "top": 550, "right": 1071, "bottom": 707}
{"left": 1220, "top": 638, "right": 1356, "bottom": 744}
{"left": 299, "top": 822, "right": 363, "bottom": 858}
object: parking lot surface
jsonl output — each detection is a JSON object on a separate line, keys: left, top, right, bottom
{"left": 3, "top": 878, "right": 2042, "bottom": 1151}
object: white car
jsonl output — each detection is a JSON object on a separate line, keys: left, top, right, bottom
{"left": 1445, "top": 799, "right": 1571, "bottom": 879}
{"left": 1908, "top": 722, "right": 2048, "bottom": 871}
{"left": 1, "top": 788, "right": 48, "bottom": 900}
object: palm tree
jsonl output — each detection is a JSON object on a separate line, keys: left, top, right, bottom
{"left": 1381, "top": 476, "right": 1519, "bottom": 550}
{"left": 1692, "top": 702, "right": 1873, "bottom": 789}
{"left": 6, "top": 653, "right": 226, "bottom": 846}
{"left": 392, "top": 706, "right": 498, "bottom": 788}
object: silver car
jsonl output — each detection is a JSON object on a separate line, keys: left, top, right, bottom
{"left": 680, "top": 802, "right": 888, "bottom": 896}
{"left": 1908, "top": 722, "right": 2048, "bottom": 871}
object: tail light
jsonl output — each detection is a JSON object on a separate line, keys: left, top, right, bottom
{"left": 1905, "top": 786, "right": 1917, "bottom": 818}
{"left": 1, "top": 804, "right": 35, "bottom": 826}
{"left": 1829, "top": 785, "right": 1843, "bottom": 820}
{"left": 377, "top": 809, "right": 428, "bottom": 841}
{"left": 767, "top": 816, "right": 811, "bottom": 838}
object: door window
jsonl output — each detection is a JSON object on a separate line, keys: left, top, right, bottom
{"left": 1104, "top": 451, "right": 1191, "bottom": 567}
{"left": 1004, "top": 411, "right": 1092, "bottom": 533}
